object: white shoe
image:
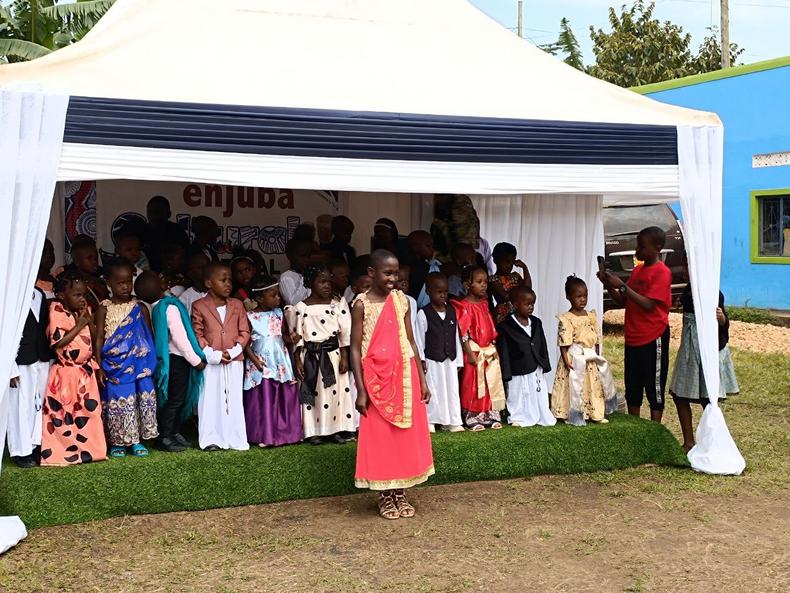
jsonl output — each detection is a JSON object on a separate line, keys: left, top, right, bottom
{"left": 429, "top": 424, "right": 436, "bottom": 433}
{"left": 511, "top": 422, "right": 524, "bottom": 427}
{"left": 447, "top": 425, "right": 465, "bottom": 432}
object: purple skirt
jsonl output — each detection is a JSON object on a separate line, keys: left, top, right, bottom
{"left": 243, "top": 379, "right": 303, "bottom": 446}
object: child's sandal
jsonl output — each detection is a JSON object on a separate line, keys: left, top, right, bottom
{"left": 109, "top": 446, "right": 126, "bottom": 458}
{"left": 491, "top": 422, "right": 503, "bottom": 430}
{"left": 130, "top": 443, "right": 149, "bottom": 457}
{"left": 378, "top": 492, "right": 400, "bottom": 520}
{"left": 469, "top": 424, "right": 485, "bottom": 432}
{"left": 394, "top": 492, "right": 416, "bottom": 518}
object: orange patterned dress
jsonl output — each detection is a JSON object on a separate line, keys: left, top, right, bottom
{"left": 40, "top": 302, "right": 107, "bottom": 466}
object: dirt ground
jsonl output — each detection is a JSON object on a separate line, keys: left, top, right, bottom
{"left": 1, "top": 475, "right": 787, "bottom": 593}
{"left": 604, "top": 310, "right": 790, "bottom": 354}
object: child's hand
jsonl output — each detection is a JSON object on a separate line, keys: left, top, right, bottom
{"left": 420, "top": 382, "right": 431, "bottom": 404}
{"left": 195, "top": 360, "right": 207, "bottom": 371}
{"left": 96, "top": 368, "right": 106, "bottom": 389}
{"left": 421, "top": 360, "right": 428, "bottom": 374}
{"left": 467, "top": 352, "right": 478, "bottom": 366}
{"left": 221, "top": 351, "right": 232, "bottom": 364}
{"left": 515, "top": 259, "right": 528, "bottom": 271}
{"left": 716, "top": 307, "right": 726, "bottom": 325}
{"left": 288, "top": 331, "right": 300, "bottom": 345}
{"left": 338, "top": 358, "right": 349, "bottom": 375}
{"left": 355, "top": 390, "right": 369, "bottom": 416}
{"left": 564, "top": 358, "right": 574, "bottom": 371}
{"left": 78, "top": 306, "right": 92, "bottom": 327}
{"left": 9, "top": 376, "right": 20, "bottom": 388}
{"left": 253, "top": 355, "right": 265, "bottom": 372}
{"left": 294, "top": 358, "right": 305, "bottom": 381}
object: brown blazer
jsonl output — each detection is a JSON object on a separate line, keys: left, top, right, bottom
{"left": 191, "top": 296, "right": 251, "bottom": 362}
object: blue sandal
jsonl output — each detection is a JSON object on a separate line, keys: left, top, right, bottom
{"left": 130, "top": 443, "right": 149, "bottom": 457}
{"left": 110, "top": 446, "right": 126, "bottom": 458}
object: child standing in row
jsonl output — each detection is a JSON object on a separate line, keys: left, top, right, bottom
{"left": 95, "top": 259, "right": 159, "bottom": 457}
{"left": 192, "top": 263, "right": 251, "bottom": 451}
{"left": 497, "top": 287, "right": 555, "bottom": 427}
{"left": 352, "top": 250, "right": 434, "bottom": 519}
{"left": 41, "top": 271, "right": 106, "bottom": 466}
{"left": 489, "top": 242, "right": 532, "bottom": 324}
{"left": 551, "top": 276, "right": 616, "bottom": 426}
{"left": 414, "top": 273, "right": 464, "bottom": 432}
{"left": 179, "top": 252, "right": 210, "bottom": 314}
{"left": 135, "top": 271, "right": 206, "bottom": 453}
{"left": 452, "top": 266, "right": 506, "bottom": 430}
{"left": 290, "top": 265, "right": 356, "bottom": 445}
{"left": 243, "top": 276, "right": 302, "bottom": 447}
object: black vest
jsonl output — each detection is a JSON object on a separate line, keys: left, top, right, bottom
{"left": 421, "top": 304, "right": 458, "bottom": 363}
{"left": 16, "top": 289, "right": 52, "bottom": 365}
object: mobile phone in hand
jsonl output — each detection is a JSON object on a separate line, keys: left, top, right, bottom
{"left": 597, "top": 256, "right": 606, "bottom": 275}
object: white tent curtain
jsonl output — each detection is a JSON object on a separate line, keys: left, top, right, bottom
{"left": 678, "top": 125, "right": 746, "bottom": 475}
{"left": 0, "top": 87, "right": 69, "bottom": 552}
{"left": 471, "top": 194, "right": 605, "bottom": 389}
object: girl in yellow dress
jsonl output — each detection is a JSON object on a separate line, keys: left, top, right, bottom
{"left": 551, "top": 276, "right": 616, "bottom": 426}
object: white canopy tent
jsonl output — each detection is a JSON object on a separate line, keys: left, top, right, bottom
{"left": 0, "top": 0, "right": 744, "bottom": 549}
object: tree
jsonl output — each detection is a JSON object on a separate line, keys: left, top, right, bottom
{"left": 691, "top": 26, "right": 745, "bottom": 74}
{"left": 541, "top": 17, "right": 584, "bottom": 70}
{"left": 588, "top": 1, "right": 694, "bottom": 87}
{"left": 0, "top": 0, "right": 114, "bottom": 63}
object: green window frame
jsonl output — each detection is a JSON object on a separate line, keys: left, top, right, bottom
{"left": 751, "top": 189, "right": 790, "bottom": 264}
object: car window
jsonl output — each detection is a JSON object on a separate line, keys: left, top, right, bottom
{"left": 603, "top": 205, "right": 677, "bottom": 236}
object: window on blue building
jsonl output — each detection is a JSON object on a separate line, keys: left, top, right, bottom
{"left": 758, "top": 195, "right": 790, "bottom": 257}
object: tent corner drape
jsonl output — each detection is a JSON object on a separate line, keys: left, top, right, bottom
{"left": 677, "top": 124, "right": 746, "bottom": 476}
{"left": 0, "top": 86, "right": 69, "bottom": 553}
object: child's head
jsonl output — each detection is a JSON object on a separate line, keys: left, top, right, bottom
{"left": 54, "top": 270, "right": 88, "bottom": 312}
{"left": 303, "top": 264, "right": 332, "bottom": 300}
{"left": 407, "top": 230, "right": 434, "bottom": 261}
{"left": 285, "top": 239, "right": 312, "bottom": 273}
{"left": 330, "top": 215, "right": 354, "bottom": 245}
{"left": 564, "top": 275, "right": 588, "bottom": 311}
{"left": 462, "top": 265, "right": 488, "bottom": 299}
{"left": 231, "top": 256, "right": 257, "bottom": 289}
{"left": 367, "top": 249, "right": 399, "bottom": 294}
{"left": 203, "top": 262, "right": 233, "bottom": 299}
{"left": 146, "top": 195, "right": 172, "bottom": 226}
{"left": 71, "top": 238, "right": 99, "bottom": 276}
{"left": 192, "top": 216, "right": 219, "bottom": 247}
{"left": 510, "top": 285, "right": 536, "bottom": 319}
{"left": 373, "top": 218, "right": 398, "bottom": 248}
{"left": 293, "top": 222, "right": 316, "bottom": 244}
{"left": 134, "top": 271, "right": 165, "bottom": 304}
{"left": 114, "top": 229, "right": 143, "bottom": 265}
{"left": 251, "top": 275, "right": 281, "bottom": 311}
{"left": 397, "top": 263, "right": 411, "bottom": 294}
{"left": 104, "top": 258, "right": 136, "bottom": 300}
{"left": 350, "top": 266, "right": 372, "bottom": 296}
{"left": 635, "top": 226, "right": 666, "bottom": 263}
{"left": 492, "top": 242, "right": 517, "bottom": 274}
{"left": 39, "top": 238, "right": 55, "bottom": 275}
{"left": 450, "top": 242, "right": 477, "bottom": 268}
{"left": 328, "top": 259, "right": 350, "bottom": 294}
{"left": 426, "top": 272, "right": 449, "bottom": 308}
{"left": 185, "top": 252, "right": 210, "bottom": 288}
{"left": 160, "top": 242, "right": 186, "bottom": 275}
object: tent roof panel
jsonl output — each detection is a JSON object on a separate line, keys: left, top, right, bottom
{"left": 0, "top": 0, "right": 719, "bottom": 127}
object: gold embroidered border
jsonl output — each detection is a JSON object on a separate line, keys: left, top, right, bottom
{"left": 355, "top": 464, "right": 435, "bottom": 491}
{"left": 391, "top": 290, "right": 413, "bottom": 428}
{"left": 102, "top": 300, "right": 138, "bottom": 339}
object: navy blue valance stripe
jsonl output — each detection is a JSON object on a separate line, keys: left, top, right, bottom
{"left": 64, "top": 96, "right": 678, "bottom": 165}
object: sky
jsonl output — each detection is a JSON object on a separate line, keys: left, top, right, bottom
{"left": 468, "top": 0, "right": 790, "bottom": 65}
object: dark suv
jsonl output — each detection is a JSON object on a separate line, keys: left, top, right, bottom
{"left": 603, "top": 204, "right": 687, "bottom": 310}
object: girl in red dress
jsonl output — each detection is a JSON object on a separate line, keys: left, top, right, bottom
{"left": 452, "top": 266, "right": 506, "bottom": 431}
{"left": 351, "top": 250, "right": 434, "bottom": 520}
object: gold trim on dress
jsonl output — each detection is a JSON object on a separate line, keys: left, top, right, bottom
{"left": 390, "top": 290, "right": 413, "bottom": 428}
{"left": 102, "top": 299, "right": 138, "bottom": 339}
{"left": 355, "top": 464, "right": 435, "bottom": 491}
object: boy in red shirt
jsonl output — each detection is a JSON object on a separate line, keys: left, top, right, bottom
{"left": 598, "top": 227, "right": 671, "bottom": 422}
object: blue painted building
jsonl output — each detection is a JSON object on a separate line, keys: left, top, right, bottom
{"left": 635, "top": 59, "right": 790, "bottom": 310}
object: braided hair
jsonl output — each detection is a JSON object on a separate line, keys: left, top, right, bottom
{"left": 564, "top": 274, "right": 587, "bottom": 296}
{"left": 302, "top": 264, "right": 329, "bottom": 289}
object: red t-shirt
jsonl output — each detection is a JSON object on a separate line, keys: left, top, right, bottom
{"left": 624, "top": 261, "right": 671, "bottom": 347}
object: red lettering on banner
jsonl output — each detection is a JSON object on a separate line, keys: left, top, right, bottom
{"left": 204, "top": 185, "right": 222, "bottom": 208}
{"left": 183, "top": 184, "right": 202, "bottom": 207}
{"left": 259, "top": 188, "right": 276, "bottom": 209}
{"left": 278, "top": 189, "right": 294, "bottom": 209}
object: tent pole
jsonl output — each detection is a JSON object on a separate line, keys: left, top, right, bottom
{"left": 517, "top": 1, "right": 524, "bottom": 38}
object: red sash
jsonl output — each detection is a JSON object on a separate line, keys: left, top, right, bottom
{"left": 362, "top": 293, "right": 413, "bottom": 428}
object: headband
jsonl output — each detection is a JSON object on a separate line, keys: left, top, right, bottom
{"left": 251, "top": 282, "right": 279, "bottom": 293}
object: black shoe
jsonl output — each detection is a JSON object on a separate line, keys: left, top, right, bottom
{"left": 204, "top": 444, "right": 221, "bottom": 452}
{"left": 172, "top": 433, "right": 191, "bottom": 448}
{"left": 14, "top": 455, "right": 37, "bottom": 468}
{"left": 156, "top": 437, "right": 186, "bottom": 453}
{"left": 307, "top": 436, "right": 324, "bottom": 446}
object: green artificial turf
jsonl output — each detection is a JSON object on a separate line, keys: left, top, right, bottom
{"left": 0, "top": 413, "right": 685, "bottom": 529}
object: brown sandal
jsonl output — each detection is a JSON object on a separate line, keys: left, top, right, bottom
{"left": 378, "top": 492, "right": 400, "bottom": 520}
{"left": 394, "top": 491, "right": 416, "bottom": 518}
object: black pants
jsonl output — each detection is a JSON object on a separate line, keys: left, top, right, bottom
{"left": 624, "top": 326, "right": 670, "bottom": 412}
{"left": 158, "top": 355, "right": 190, "bottom": 438}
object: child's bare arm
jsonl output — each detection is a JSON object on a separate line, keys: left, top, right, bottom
{"left": 560, "top": 345, "right": 573, "bottom": 370}
{"left": 339, "top": 347, "right": 350, "bottom": 374}
{"left": 140, "top": 303, "right": 154, "bottom": 334}
{"left": 350, "top": 301, "right": 368, "bottom": 416}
